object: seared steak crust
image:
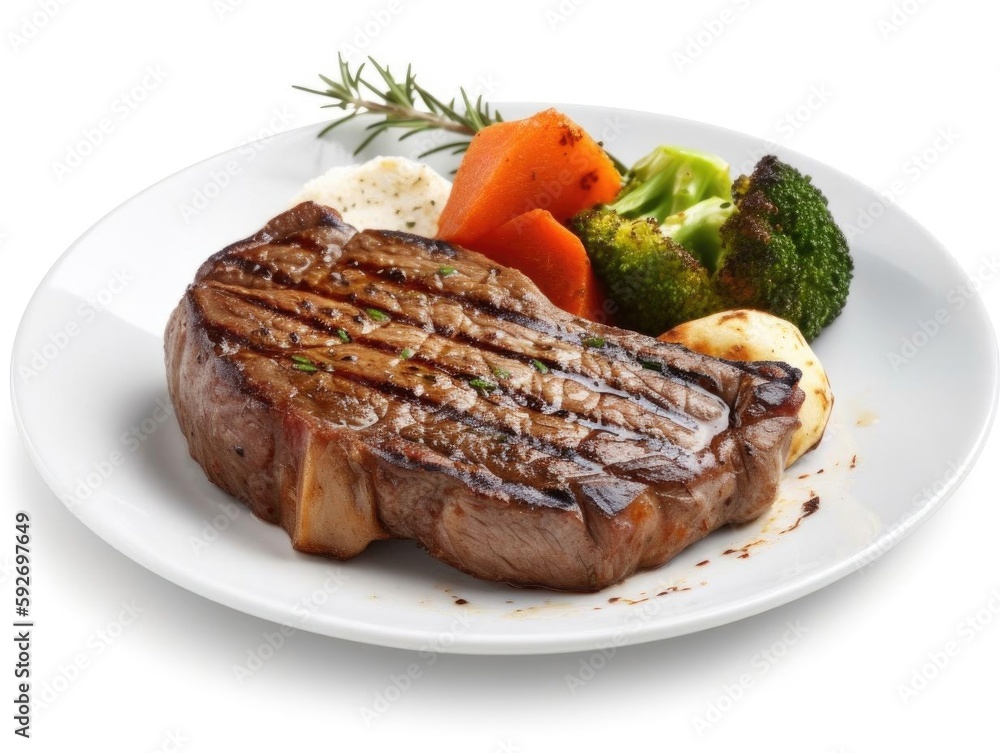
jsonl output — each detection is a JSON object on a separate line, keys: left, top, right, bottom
{"left": 165, "top": 202, "right": 803, "bottom": 591}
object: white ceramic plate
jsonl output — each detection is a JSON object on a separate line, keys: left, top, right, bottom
{"left": 11, "top": 104, "right": 998, "bottom": 654}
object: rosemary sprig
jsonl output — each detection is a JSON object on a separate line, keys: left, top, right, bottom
{"left": 294, "top": 54, "right": 504, "bottom": 158}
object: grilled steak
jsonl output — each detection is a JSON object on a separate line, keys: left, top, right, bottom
{"left": 165, "top": 202, "right": 803, "bottom": 591}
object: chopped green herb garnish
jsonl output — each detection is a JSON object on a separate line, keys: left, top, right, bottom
{"left": 530, "top": 359, "right": 549, "bottom": 374}
{"left": 366, "top": 308, "right": 390, "bottom": 322}
{"left": 583, "top": 336, "right": 606, "bottom": 348}
{"left": 336, "top": 328, "right": 351, "bottom": 343}
{"left": 438, "top": 266, "right": 457, "bottom": 277}
{"left": 638, "top": 358, "right": 663, "bottom": 372}
{"left": 400, "top": 347, "right": 415, "bottom": 360}
{"left": 468, "top": 378, "right": 497, "bottom": 393}
{"left": 405, "top": 221, "right": 416, "bottom": 229}
{"left": 290, "top": 355, "right": 328, "bottom": 373}
{"left": 491, "top": 365, "right": 511, "bottom": 379}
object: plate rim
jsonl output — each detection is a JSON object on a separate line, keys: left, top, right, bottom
{"left": 10, "top": 103, "right": 1000, "bottom": 654}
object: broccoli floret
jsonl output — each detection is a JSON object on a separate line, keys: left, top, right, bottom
{"left": 716, "top": 155, "right": 853, "bottom": 341}
{"left": 569, "top": 208, "right": 723, "bottom": 336}
{"left": 611, "top": 145, "right": 733, "bottom": 222}
{"left": 571, "top": 147, "right": 852, "bottom": 341}
{"left": 658, "top": 196, "right": 735, "bottom": 273}
{"left": 608, "top": 146, "right": 737, "bottom": 275}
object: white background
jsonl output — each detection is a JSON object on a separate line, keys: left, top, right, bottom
{"left": 3, "top": 0, "right": 998, "bottom": 749}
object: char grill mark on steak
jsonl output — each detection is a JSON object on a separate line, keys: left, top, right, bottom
{"left": 195, "top": 280, "right": 714, "bottom": 445}
{"left": 199, "top": 233, "right": 733, "bottom": 437}
{"left": 209, "top": 231, "right": 744, "bottom": 445}
{"left": 189, "top": 281, "right": 720, "bottom": 502}
{"left": 168, "top": 202, "right": 805, "bottom": 590}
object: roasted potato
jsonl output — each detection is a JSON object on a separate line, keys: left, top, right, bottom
{"left": 659, "top": 309, "right": 832, "bottom": 466}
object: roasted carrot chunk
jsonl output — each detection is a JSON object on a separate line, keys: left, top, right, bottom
{"left": 436, "top": 108, "right": 621, "bottom": 247}
{"left": 470, "top": 208, "right": 608, "bottom": 322}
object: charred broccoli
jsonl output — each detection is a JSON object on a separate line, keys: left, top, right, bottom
{"left": 716, "top": 155, "right": 853, "bottom": 341}
{"left": 569, "top": 209, "right": 723, "bottom": 335}
{"left": 570, "top": 147, "right": 853, "bottom": 340}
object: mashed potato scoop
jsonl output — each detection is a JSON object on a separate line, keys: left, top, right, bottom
{"left": 291, "top": 155, "right": 451, "bottom": 236}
